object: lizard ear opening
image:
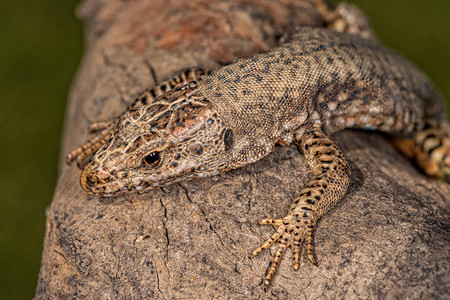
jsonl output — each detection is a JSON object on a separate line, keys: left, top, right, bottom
{"left": 224, "top": 129, "right": 234, "bottom": 151}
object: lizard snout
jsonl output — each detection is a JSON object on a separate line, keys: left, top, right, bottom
{"left": 80, "top": 163, "right": 99, "bottom": 194}
{"left": 80, "top": 161, "right": 134, "bottom": 195}
{"left": 80, "top": 163, "right": 112, "bottom": 195}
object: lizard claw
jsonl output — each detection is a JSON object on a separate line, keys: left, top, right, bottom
{"left": 249, "top": 215, "right": 317, "bottom": 289}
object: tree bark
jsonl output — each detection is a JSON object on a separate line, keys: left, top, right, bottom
{"left": 35, "top": 0, "right": 449, "bottom": 298}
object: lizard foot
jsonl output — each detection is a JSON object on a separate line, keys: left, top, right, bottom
{"left": 66, "top": 121, "right": 114, "bottom": 168}
{"left": 249, "top": 214, "right": 317, "bottom": 289}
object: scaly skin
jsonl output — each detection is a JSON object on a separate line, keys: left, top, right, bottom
{"left": 68, "top": 4, "right": 450, "bottom": 289}
{"left": 248, "top": 126, "right": 351, "bottom": 287}
{"left": 66, "top": 68, "right": 207, "bottom": 167}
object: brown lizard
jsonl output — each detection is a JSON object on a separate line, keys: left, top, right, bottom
{"left": 67, "top": 4, "right": 450, "bottom": 289}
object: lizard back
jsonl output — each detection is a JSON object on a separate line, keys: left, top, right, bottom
{"left": 198, "top": 27, "right": 444, "bottom": 149}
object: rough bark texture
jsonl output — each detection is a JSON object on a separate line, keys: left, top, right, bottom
{"left": 36, "top": 0, "right": 450, "bottom": 298}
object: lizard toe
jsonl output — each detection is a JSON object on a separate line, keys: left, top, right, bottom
{"left": 251, "top": 214, "right": 317, "bottom": 288}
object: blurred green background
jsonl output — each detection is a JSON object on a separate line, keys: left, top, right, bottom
{"left": 0, "top": 0, "right": 448, "bottom": 298}
{"left": 0, "top": 0, "right": 82, "bottom": 299}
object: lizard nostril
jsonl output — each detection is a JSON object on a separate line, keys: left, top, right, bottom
{"left": 80, "top": 163, "right": 101, "bottom": 193}
{"left": 85, "top": 173, "right": 98, "bottom": 188}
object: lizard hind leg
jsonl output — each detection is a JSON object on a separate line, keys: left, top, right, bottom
{"left": 249, "top": 126, "right": 351, "bottom": 289}
{"left": 392, "top": 123, "right": 450, "bottom": 181}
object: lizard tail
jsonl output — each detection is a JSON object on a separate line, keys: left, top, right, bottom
{"left": 392, "top": 123, "right": 450, "bottom": 182}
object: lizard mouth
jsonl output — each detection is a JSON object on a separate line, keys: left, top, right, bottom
{"left": 80, "top": 163, "right": 149, "bottom": 196}
{"left": 79, "top": 161, "right": 193, "bottom": 196}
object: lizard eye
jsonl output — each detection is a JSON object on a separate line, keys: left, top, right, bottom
{"left": 143, "top": 151, "right": 161, "bottom": 167}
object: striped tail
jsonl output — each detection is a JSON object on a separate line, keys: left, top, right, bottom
{"left": 392, "top": 123, "right": 450, "bottom": 182}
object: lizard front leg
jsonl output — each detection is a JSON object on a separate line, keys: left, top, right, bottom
{"left": 250, "top": 125, "right": 351, "bottom": 289}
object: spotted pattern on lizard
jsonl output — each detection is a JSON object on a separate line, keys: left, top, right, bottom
{"left": 66, "top": 68, "right": 207, "bottom": 168}
{"left": 68, "top": 14, "right": 450, "bottom": 290}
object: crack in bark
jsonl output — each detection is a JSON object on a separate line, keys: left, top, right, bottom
{"left": 152, "top": 255, "right": 167, "bottom": 300}
{"left": 53, "top": 249, "right": 75, "bottom": 267}
{"left": 156, "top": 194, "right": 172, "bottom": 290}
{"left": 244, "top": 179, "right": 254, "bottom": 215}
{"left": 144, "top": 59, "right": 158, "bottom": 85}
{"left": 159, "top": 198, "right": 170, "bottom": 259}
{"left": 100, "top": 52, "right": 141, "bottom": 108}
{"left": 177, "top": 183, "right": 240, "bottom": 260}
{"left": 106, "top": 234, "right": 120, "bottom": 296}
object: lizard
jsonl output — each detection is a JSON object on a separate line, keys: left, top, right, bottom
{"left": 66, "top": 3, "right": 450, "bottom": 290}
{"left": 65, "top": 0, "right": 374, "bottom": 169}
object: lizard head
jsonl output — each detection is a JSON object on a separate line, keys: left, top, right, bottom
{"left": 80, "top": 83, "right": 235, "bottom": 196}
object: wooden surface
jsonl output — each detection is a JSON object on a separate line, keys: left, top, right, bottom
{"left": 35, "top": 0, "right": 449, "bottom": 298}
